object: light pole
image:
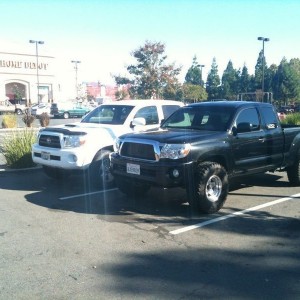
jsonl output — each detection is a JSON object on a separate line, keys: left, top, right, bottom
{"left": 199, "top": 64, "right": 205, "bottom": 86}
{"left": 29, "top": 40, "right": 44, "bottom": 104}
{"left": 71, "top": 60, "right": 81, "bottom": 99}
{"left": 257, "top": 36, "right": 269, "bottom": 96}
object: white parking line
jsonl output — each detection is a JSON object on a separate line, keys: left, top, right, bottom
{"left": 170, "top": 193, "right": 300, "bottom": 235}
{"left": 59, "top": 188, "right": 118, "bottom": 200}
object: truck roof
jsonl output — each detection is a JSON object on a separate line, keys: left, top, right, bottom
{"left": 188, "top": 101, "right": 273, "bottom": 109}
{"left": 103, "top": 99, "right": 184, "bottom": 107}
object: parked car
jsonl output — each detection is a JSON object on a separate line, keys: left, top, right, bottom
{"left": 50, "top": 102, "right": 91, "bottom": 119}
{"left": 0, "top": 99, "right": 26, "bottom": 115}
{"left": 32, "top": 99, "right": 184, "bottom": 188}
{"left": 280, "top": 105, "right": 294, "bottom": 114}
{"left": 30, "top": 103, "right": 51, "bottom": 117}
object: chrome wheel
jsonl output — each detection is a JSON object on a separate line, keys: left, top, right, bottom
{"left": 188, "top": 161, "right": 228, "bottom": 214}
{"left": 205, "top": 175, "right": 222, "bottom": 202}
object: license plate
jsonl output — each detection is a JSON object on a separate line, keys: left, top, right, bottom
{"left": 127, "top": 163, "right": 140, "bottom": 175}
{"left": 41, "top": 151, "right": 50, "bottom": 160}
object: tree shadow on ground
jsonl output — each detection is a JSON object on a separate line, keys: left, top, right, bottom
{"left": 98, "top": 229, "right": 300, "bottom": 299}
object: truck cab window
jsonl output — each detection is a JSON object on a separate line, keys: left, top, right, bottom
{"left": 134, "top": 106, "right": 159, "bottom": 125}
{"left": 261, "top": 106, "right": 279, "bottom": 129}
{"left": 236, "top": 108, "right": 260, "bottom": 132}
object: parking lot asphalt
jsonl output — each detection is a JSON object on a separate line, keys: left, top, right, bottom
{"left": 1, "top": 167, "right": 299, "bottom": 299}
{"left": 1, "top": 119, "right": 300, "bottom": 298}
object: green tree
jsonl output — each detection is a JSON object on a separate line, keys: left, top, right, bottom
{"left": 220, "top": 60, "right": 240, "bottom": 100}
{"left": 265, "top": 63, "right": 278, "bottom": 102}
{"left": 206, "top": 57, "right": 221, "bottom": 100}
{"left": 281, "top": 58, "right": 300, "bottom": 104}
{"left": 254, "top": 49, "right": 268, "bottom": 91}
{"left": 273, "top": 57, "right": 288, "bottom": 104}
{"left": 271, "top": 58, "right": 300, "bottom": 105}
{"left": 240, "top": 65, "right": 254, "bottom": 92}
{"left": 182, "top": 83, "right": 207, "bottom": 103}
{"left": 114, "top": 41, "right": 182, "bottom": 99}
{"left": 185, "top": 55, "right": 204, "bottom": 86}
{"left": 162, "top": 83, "right": 184, "bottom": 101}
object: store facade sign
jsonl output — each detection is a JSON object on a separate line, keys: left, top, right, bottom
{"left": 0, "top": 60, "right": 48, "bottom": 70}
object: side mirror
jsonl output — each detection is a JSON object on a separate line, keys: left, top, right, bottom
{"left": 266, "top": 123, "right": 277, "bottom": 129}
{"left": 130, "top": 117, "right": 146, "bottom": 128}
{"left": 132, "top": 117, "right": 146, "bottom": 126}
{"left": 237, "top": 122, "right": 251, "bottom": 133}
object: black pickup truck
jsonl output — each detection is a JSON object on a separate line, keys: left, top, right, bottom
{"left": 110, "top": 101, "right": 300, "bottom": 214}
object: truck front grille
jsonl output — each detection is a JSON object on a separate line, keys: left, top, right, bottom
{"left": 39, "top": 134, "right": 61, "bottom": 149}
{"left": 120, "top": 142, "right": 156, "bottom": 160}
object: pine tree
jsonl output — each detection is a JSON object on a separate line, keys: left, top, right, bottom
{"left": 221, "top": 60, "right": 240, "bottom": 100}
{"left": 185, "top": 55, "right": 204, "bottom": 86}
{"left": 206, "top": 57, "right": 221, "bottom": 100}
{"left": 255, "top": 50, "right": 268, "bottom": 91}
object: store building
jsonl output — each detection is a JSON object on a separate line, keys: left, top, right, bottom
{"left": 0, "top": 49, "right": 57, "bottom": 105}
{"left": 0, "top": 40, "right": 120, "bottom": 106}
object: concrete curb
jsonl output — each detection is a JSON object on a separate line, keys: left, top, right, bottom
{"left": 0, "top": 165, "right": 42, "bottom": 172}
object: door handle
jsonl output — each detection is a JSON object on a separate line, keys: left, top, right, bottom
{"left": 258, "top": 137, "right": 265, "bottom": 143}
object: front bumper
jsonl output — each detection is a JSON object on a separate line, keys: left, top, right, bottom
{"left": 110, "top": 153, "right": 195, "bottom": 188}
{"left": 32, "top": 144, "right": 89, "bottom": 170}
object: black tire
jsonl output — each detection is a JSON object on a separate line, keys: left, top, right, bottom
{"left": 89, "top": 150, "right": 115, "bottom": 189}
{"left": 63, "top": 112, "right": 70, "bottom": 119}
{"left": 287, "top": 151, "right": 300, "bottom": 186}
{"left": 188, "top": 161, "right": 228, "bottom": 214}
{"left": 43, "top": 166, "right": 70, "bottom": 180}
{"left": 115, "top": 176, "right": 150, "bottom": 197}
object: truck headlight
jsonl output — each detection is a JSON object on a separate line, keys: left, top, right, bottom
{"left": 63, "top": 135, "right": 86, "bottom": 148}
{"left": 160, "top": 143, "right": 191, "bottom": 159}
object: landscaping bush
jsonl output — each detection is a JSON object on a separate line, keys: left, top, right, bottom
{"left": 39, "top": 112, "right": 50, "bottom": 127}
{"left": 281, "top": 113, "right": 300, "bottom": 125}
{"left": 1, "top": 114, "right": 17, "bottom": 128}
{"left": 1, "top": 129, "right": 36, "bottom": 168}
{"left": 22, "top": 112, "right": 36, "bottom": 127}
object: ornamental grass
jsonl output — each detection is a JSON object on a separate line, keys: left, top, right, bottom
{"left": 1, "top": 129, "right": 36, "bottom": 168}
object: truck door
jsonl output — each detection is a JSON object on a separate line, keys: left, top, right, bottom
{"left": 231, "top": 107, "right": 268, "bottom": 174}
{"left": 260, "top": 106, "right": 284, "bottom": 167}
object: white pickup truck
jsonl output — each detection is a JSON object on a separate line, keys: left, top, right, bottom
{"left": 0, "top": 100, "right": 26, "bottom": 115}
{"left": 32, "top": 99, "right": 184, "bottom": 188}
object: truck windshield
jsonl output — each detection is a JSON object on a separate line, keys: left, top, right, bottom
{"left": 161, "top": 106, "right": 235, "bottom": 131}
{"left": 81, "top": 105, "right": 134, "bottom": 125}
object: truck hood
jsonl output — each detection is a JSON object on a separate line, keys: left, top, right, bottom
{"left": 43, "top": 122, "right": 131, "bottom": 140}
{"left": 121, "top": 128, "right": 227, "bottom": 144}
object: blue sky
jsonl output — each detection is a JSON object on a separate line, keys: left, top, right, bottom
{"left": 1, "top": 0, "right": 299, "bottom": 85}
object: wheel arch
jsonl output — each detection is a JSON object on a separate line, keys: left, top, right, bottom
{"left": 92, "top": 145, "right": 114, "bottom": 162}
{"left": 285, "top": 139, "right": 300, "bottom": 168}
{"left": 197, "top": 154, "right": 229, "bottom": 172}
